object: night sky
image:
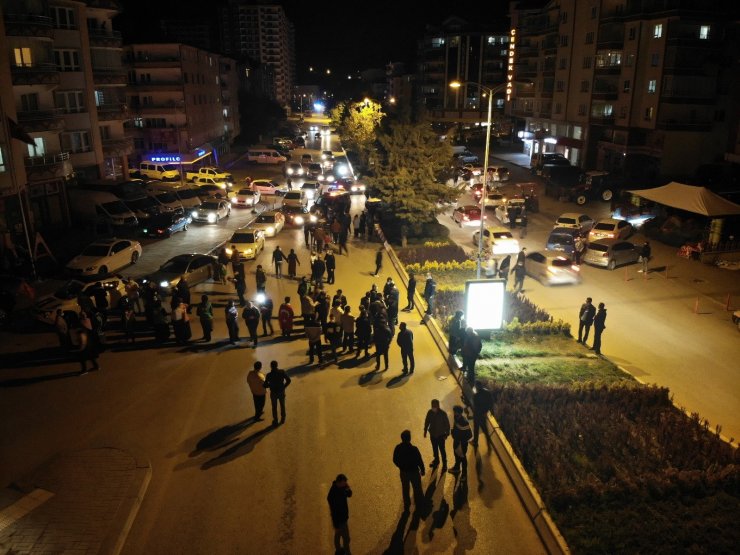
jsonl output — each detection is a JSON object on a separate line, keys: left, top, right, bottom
{"left": 116, "top": 0, "right": 510, "bottom": 82}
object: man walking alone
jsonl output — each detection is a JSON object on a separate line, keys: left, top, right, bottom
{"left": 423, "top": 400, "right": 450, "bottom": 471}
{"left": 264, "top": 360, "right": 291, "bottom": 426}
{"left": 392, "top": 430, "right": 426, "bottom": 512}
{"left": 327, "top": 474, "right": 352, "bottom": 555}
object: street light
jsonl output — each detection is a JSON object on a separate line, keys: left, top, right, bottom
{"left": 449, "top": 79, "right": 530, "bottom": 278}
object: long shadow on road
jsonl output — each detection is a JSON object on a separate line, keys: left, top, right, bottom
{"left": 200, "top": 425, "right": 275, "bottom": 470}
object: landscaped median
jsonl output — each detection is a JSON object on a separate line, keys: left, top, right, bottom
{"left": 395, "top": 240, "right": 740, "bottom": 554}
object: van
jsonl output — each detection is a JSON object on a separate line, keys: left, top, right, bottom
{"left": 146, "top": 188, "right": 184, "bottom": 216}
{"left": 122, "top": 194, "right": 168, "bottom": 220}
{"left": 68, "top": 189, "right": 139, "bottom": 229}
{"left": 146, "top": 182, "right": 202, "bottom": 209}
{"left": 246, "top": 148, "right": 288, "bottom": 164}
{"left": 135, "top": 162, "right": 181, "bottom": 181}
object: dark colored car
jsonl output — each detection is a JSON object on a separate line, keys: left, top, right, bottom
{"left": 281, "top": 205, "right": 313, "bottom": 227}
{"left": 546, "top": 227, "right": 582, "bottom": 256}
{"left": 141, "top": 213, "right": 192, "bottom": 237}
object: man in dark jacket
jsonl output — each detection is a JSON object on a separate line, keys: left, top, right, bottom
{"left": 373, "top": 247, "right": 383, "bottom": 276}
{"left": 325, "top": 250, "right": 336, "bottom": 284}
{"left": 511, "top": 263, "right": 526, "bottom": 293}
{"left": 386, "top": 284, "right": 400, "bottom": 325}
{"left": 461, "top": 327, "right": 483, "bottom": 384}
{"left": 393, "top": 430, "right": 425, "bottom": 511}
{"left": 421, "top": 274, "right": 437, "bottom": 324}
{"left": 472, "top": 381, "right": 493, "bottom": 448}
{"left": 242, "top": 301, "right": 261, "bottom": 348}
{"left": 591, "top": 303, "right": 607, "bottom": 355}
{"left": 423, "top": 400, "right": 450, "bottom": 470}
{"left": 373, "top": 319, "right": 393, "bottom": 371}
{"left": 355, "top": 308, "right": 371, "bottom": 358}
{"left": 264, "top": 360, "right": 291, "bottom": 425}
{"left": 327, "top": 474, "right": 352, "bottom": 555}
{"left": 312, "top": 255, "right": 326, "bottom": 287}
{"left": 639, "top": 241, "right": 651, "bottom": 273}
{"left": 448, "top": 310, "right": 466, "bottom": 356}
{"left": 272, "top": 245, "right": 285, "bottom": 278}
{"left": 259, "top": 293, "right": 274, "bottom": 336}
{"left": 396, "top": 322, "right": 415, "bottom": 374}
{"left": 577, "top": 297, "right": 596, "bottom": 344}
{"left": 403, "top": 272, "right": 416, "bottom": 311}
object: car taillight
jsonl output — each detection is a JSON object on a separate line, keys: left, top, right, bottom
{"left": 606, "top": 233, "right": 615, "bottom": 238}
{"left": 157, "top": 229, "right": 164, "bottom": 234}
{"left": 602, "top": 252, "right": 609, "bottom": 257}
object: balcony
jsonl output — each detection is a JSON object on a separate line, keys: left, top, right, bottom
{"left": 17, "top": 108, "right": 66, "bottom": 132}
{"left": 132, "top": 104, "right": 182, "bottom": 115}
{"left": 590, "top": 113, "right": 615, "bottom": 125}
{"left": 97, "top": 103, "right": 129, "bottom": 121}
{"left": 594, "top": 64, "right": 621, "bottom": 75}
{"left": 592, "top": 85, "right": 619, "bottom": 100}
{"left": 129, "top": 80, "right": 184, "bottom": 92}
{"left": 102, "top": 137, "right": 134, "bottom": 156}
{"left": 92, "top": 67, "right": 127, "bottom": 85}
{"left": 11, "top": 63, "right": 60, "bottom": 87}
{"left": 24, "top": 152, "right": 74, "bottom": 181}
{"left": 128, "top": 55, "right": 182, "bottom": 67}
{"left": 3, "top": 13, "right": 54, "bottom": 38}
{"left": 88, "top": 28, "right": 122, "bottom": 47}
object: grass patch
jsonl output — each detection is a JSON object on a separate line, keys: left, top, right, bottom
{"left": 478, "top": 356, "right": 628, "bottom": 385}
{"left": 480, "top": 333, "right": 584, "bottom": 358}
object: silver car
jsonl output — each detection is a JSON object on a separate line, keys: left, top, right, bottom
{"left": 525, "top": 250, "right": 582, "bottom": 285}
{"left": 583, "top": 239, "right": 640, "bottom": 270}
{"left": 141, "top": 254, "right": 217, "bottom": 293}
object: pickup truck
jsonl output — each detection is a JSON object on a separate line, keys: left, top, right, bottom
{"left": 185, "top": 166, "right": 233, "bottom": 183}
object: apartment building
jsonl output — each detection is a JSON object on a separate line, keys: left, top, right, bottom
{"left": 418, "top": 17, "right": 511, "bottom": 124}
{"left": 124, "top": 43, "right": 240, "bottom": 167}
{"left": 1, "top": 0, "right": 130, "bottom": 240}
{"left": 508, "top": 0, "right": 735, "bottom": 178}
{"left": 219, "top": 1, "right": 295, "bottom": 105}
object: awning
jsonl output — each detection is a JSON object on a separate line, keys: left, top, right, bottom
{"left": 628, "top": 182, "right": 740, "bottom": 217}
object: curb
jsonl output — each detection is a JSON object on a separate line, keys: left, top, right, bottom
{"left": 377, "top": 225, "right": 569, "bottom": 555}
{"left": 99, "top": 448, "right": 152, "bottom": 555}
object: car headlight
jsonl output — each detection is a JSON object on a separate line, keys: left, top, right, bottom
{"left": 266, "top": 226, "right": 275, "bottom": 234}
{"left": 318, "top": 175, "right": 325, "bottom": 181}
{"left": 191, "top": 210, "right": 198, "bottom": 218}
{"left": 208, "top": 213, "right": 217, "bottom": 223}
{"left": 225, "top": 248, "right": 233, "bottom": 255}
{"left": 231, "top": 197, "right": 237, "bottom": 204}
{"left": 310, "top": 215, "right": 317, "bottom": 223}
{"left": 326, "top": 174, "right": 335, "bottom": 181}
{"left": 245, "top": 248, "right": 253, "bottom": 254}
{"left": 287, "top": 168, "right": 294, "bottom": 175}
{"left": 159, "top": 280, "right": 169, "bottom": 288}
{"left": 294, "top": 216, "right": 304, "bottom": 225}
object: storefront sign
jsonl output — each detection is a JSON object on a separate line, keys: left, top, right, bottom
{"left": 507, "top": 29, "right": 516, "bottom": 102}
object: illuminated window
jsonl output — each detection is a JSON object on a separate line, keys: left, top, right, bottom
{"left": 0, "top": 148, "right": 6, "bottom": 173}
{"left": 645, "top": 107, "right": 654, "bottom": 120}
{"left": 653, "top": 24, "right": 663, "bottom": 38}
{"left": 699, "top": 25, "right": 710, "bottom": 39}
{"left": 431, "top": 38, "right": 445, "bottom": 48}
{"left": 13, "top": 47, "right": 32, "bottom": 67}
{"left": 648, "top": 80, "right": 656, "bottom": 93}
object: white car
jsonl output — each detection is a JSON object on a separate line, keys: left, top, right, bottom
{"left": 525, "top": 250, "right": 582, "bottom": 286}
{"left": 463, "top": 164, "right": 484, "bottom": 177}
{"left": 473, "top": 226, "right": 520, "bottom": 255}
{"left": 192, "top": 200, "right": 231, "bottom": 223}
{"left": 226, "top": 228, "right": 265, "bottom": 260}
{"left": 251, "top": 179, "right": 289, "bottom": 196}
{"left": 588, "top": 218, "right": 633, "bottom": 241}
{"left": 282, "top": 190, "right": 308, "bottom": 208}
{"left": 484, "top": 192, "right": 507, "bottom": 210}
{"left": 301, "top": 181, "right": 321, "bottom": 200}
{"left": 249, "top": 210, "right": 285, "bottom": 237}
{"left": 35, "top": 276, "right": 127, "bottom": 324}
{"left": 231, "top": 188, "right": 261, "bottom": 208}
{"left": 66, "top": 238, "right": 142, "bottom": 276}
{"left": 554, "top": 213, "right": 594, "bottom": 233}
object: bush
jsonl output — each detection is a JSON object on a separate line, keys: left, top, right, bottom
{"left": 506, "top": 317, "right": 570, "bottom": 336}
{"left": 435, "top": 289, "right": 555, "bottom": 327}
{"left": 381, "top": 219, "right": 450, "bottom": 245}
{"left": 397, "top": 243, "right": 468, "bottom": 266}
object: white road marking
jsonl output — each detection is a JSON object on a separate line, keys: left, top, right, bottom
{"left": 0, "top": 488, "right": 54, "bottom": 532}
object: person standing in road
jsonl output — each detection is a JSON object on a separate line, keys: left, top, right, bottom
{"left": 373, "top": 247, "right": 383, "bottom": 276}
{"left": 76, "top": 325, "right": 100, "bottom": 375}
{"left": 230, "top": 247, "right": 241, "bottom": 277}
{"left": 324, "top": 314, "right": 343, "bottom": 364}
{"left": 498, "top": 255, "right": 511, "bottom": 284}
{"left": 591, "top": 302, "right": 607, "bottom": 355}
{"left": 278, "top": 296, "right": 295, "bottom": 338}
{"left": 225, "top": 299, "right": 239, "bottom": 344}
{"left": 327, "top": 474, "right": 353, "bottom": 555}
{"left": 355, "top": 307, "right": 371, "bottom": 358}
{"left": 259, "top": 293, "right": 274, "bottom": 336}
{"left": 396, "top": 322, "right": 415, "bottom": 374}
{"left": 511, "top": 262, "right": 526, "bottom": 293}
{"left": 639, "top": 241, "right": 651, "bottom": 273}
{"left": 373, "top": 318, "right": 392, "bottom": 371}
{"left": 304, "top": 315, "right": 324, "bottom": 366}
{"left": 325, "top": 250, "right": 336, "bottom": 284}
{"left": 386, "top": 282, "right": 400, "bottom": 325}
{"left": 340, "top": 305, "right": 355, "bottom": 353}
{"left": 303, "top": 219, "right": 313, "bottom": 248}
{"left": 359, "top": 211, "right": 367, "bottom": 240}
{"left": 516, "top": 247, "right": 526, "bottom": 268}
{"left": 472, "top": 381, "right": 493, "bottom": 448}
{"left": 312, "top": 255, "right": 326, "bottom": 287}
{"left": 574, "top": 235, "right": 585, "bottom": 265}
{"left": 403, "top": 272, "right": 416, "bottom": 312}
{"left": 449, "top": 406, "right": 472, "bottom": 474}
{"left": 338, "top": 225, "right": 349, "bottom": 255}
{"left": 461, "top": 327, "right": 483, "bottom": 384}
{"left": 577, "top": 297, "right": 596, "bottom": 344}
{"left": 287, "top": 248, "right": 301, "bottom": 279}
{"left": 314, "top": 226, "right": 326, "bottom": 253}
{"left": 272, "top": 246, "right": 285, "bottom": 278}
{"left": 264, "top": 360, "right": 291, "bottom": 426}
{"left": 421, "top": 274, "right": 436, "bottom": 324}
{"left": 196, "top": 294, "right": 214, "bottom": 342}
{"left": 423, "top": 400, "right": 450, "bottom": 471}
{"left": 255, "top": 265, "right": 267, "bottom": 292}
{"left": 218, "top": 247, "right": 230, "bottom": 279}
{"left": 247, "top": 361, "right": 266, "bottom": 420}
{"left": 392, "top": 430, "right": 426, "bottom": 512}
{"left": 176, "top": 278, "right": 191, "bottom": 312}
{"left": 232, "top": 271, "right": 247, "bottom": 307}
{"left": 353, "top": 214, "right": 361, "bottom": 238}
{"left": 242, "top": 301, "right": 261, "bottom": 348}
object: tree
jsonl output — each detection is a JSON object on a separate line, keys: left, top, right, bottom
{"left": 329, "top": 102, "right": 348, "bottom": 131}
{"left": 336, "top": 99, "right": 384, "bottom": 170}
{"left": 368, "top": 120, "right": 455, "bottom": 238}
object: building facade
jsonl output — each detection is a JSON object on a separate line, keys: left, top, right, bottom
{"left": 219, "top": 1, "right": 294, "bottom": 106}
{"left": 508, "top": 0, "right": 735, "bottom": 178}
{"left": 1, "top": 0, "right": 130, "bottom": 243}
{"left": 124, "top": 43, "right": 240, "bottom": 167}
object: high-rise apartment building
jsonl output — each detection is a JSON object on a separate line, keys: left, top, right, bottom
{"left": 508, "top": 0, "right": 735, "bottom": 178}
{"left": 219, "top": 1, "right": 295, "bottom": 105}
{"left": 124, "top": 43, "right": 240, "bottom": 166}
{"left": 1, "top": 0, "right": 130, "bottom": 240}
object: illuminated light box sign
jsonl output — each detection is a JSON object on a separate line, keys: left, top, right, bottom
{"left": 465, "top": 279, "right": 505, "bottom": 330}
{"left": 150, "top": 155, "right": 182, "bottom": 163}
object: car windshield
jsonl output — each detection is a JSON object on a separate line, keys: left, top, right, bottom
{"left": 594, "top": 222, "right": 615, "bottom": 230}
{"left": 156, "top": 192, "right": 178, "bottom": 203}
{"left": 551, "top": 257, "right": 572, "bottom": 267}
{"left": 285, "top": 192, "right": 301, "bottom": 199}
{"left": 162, "top": 165, "right": 178, "bottom": 171}
{"left": 238, "top": 189, "right": 254, "bottom": 195}
{"left": 493, "top": 232, "right": 513, "bottom": 239}
{"left": 176, "top": 189, "right": 199, "bottom": 200}
{"left": 309, "top": 164, "right": 321, "bottom": 171}
{"left": 549, "top": 234, "right": 574, "bottom": 244}
{"left": 231, "top": 233, "right": 256, "bottom": 243}
{"left": 81, "top": 244, "right": 110, "bottom": 256}
{"left": 160, "top": 258, "right": 190, "bottom": 273}
{"left": 256, "top": 215, "right": 276, "bottom": 223}
{"left": 128, "top": 197, "right": 157, "bottom": 209}
{"left": 558, "top": 217, "right": 576, "bottom": 225}
{"left": 588, "top": 243, "right": 609, "bottom": 252}
{"left": 302, "top": 183, "right": 318, "bottom": 189}
{"left": 55, "top": 280, "right": 85, "bottom": 299}
{"left": 202, "top": 202, "right": 220, "bottom": 209}
{"left": 102, "top": 201, "right": 130, "bottom": 215}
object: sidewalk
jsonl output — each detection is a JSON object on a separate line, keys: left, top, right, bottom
{"left": 0, "top": 448, "right": 151, "bottom": 555}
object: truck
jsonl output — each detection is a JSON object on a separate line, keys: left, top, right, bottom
{"left": 184, "top": 166, "right": 233, "bottom": 183}
{"left": 545, "top": 168, "right": 621, "bottom": 205}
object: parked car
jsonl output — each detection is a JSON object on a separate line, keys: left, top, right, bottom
{"left": 546, "top": 227, "right": 582, "bottom": 257}
{"left": 452, "top": 204, "right": 484, "bottom": 227}
{"left": 185, "top": 166, "right": 233, "bottom": 183}
{"left": 524, "top": 250, "right": 582, "bottom": 285}
{"left": 557, "top": 171, "right": 621, "bottom": 205}
{"left": 293, "top": 136, "right": 305, "bottom": 148}
{"left": 192, "top": 200, "right": 231, "bottom": 223}
{"left": 473, "top": 226, "right": 520, "bottom": 255}
{"left": 281, "top": 205, "right": 312, "bottom": 226}
{"left": 588, "top": 218, "right": 633, "bottom": 241}
{"left": 141, "top": 254, "right": 217, "bottom": 293}
{"left": 531, "top": 152, "right": 569, "bottom": 174}
{"left": 321, "top": 150, "right": 334, "bottom": 161}
{"left": 225, "top": 228, "right": 265, "bottom": 260}
{"left": 231, "top": 188, "right": 260, "bottom": 208}
{"left": 583, "top": 239, "right": 641, "bottom": 270}
{"left": 484, "top": 192, "right": 507, "bottom": 209}
{"left": 249, "top": 210, "right": 286, "bottom": 237}
{"left": 251, "top": 179, "right": 288, "bottom": 196}
{"left": 495, "top": 198, "right": 528, "bottom": 226}
{"left": 0, "top": 274, "right": 35, "bottom": 328}
{"left": 66, "top": 238, "right": 142, "bottom": 276}
{"left": 141, "top": 213, "right": 191, "bottom": 237}
{"left": 554, "top": 213, "right": 594, "bottom": 233}
{"left": 35, "top": 275, "right": 126, "bottom": 325}
{"left": 487, "top": 165, "right": 510, "bottom": 182}
{"left": 454, "top": 151, "right": 479, "bottom": 164}
{"left": 194, "top": 176, "right": 233, "bottom": 192}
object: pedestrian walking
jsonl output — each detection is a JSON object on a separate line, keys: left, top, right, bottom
{"left": 577, "top": 297, "right": 596, "bottom": 344}
{"left": 448, "top": 310, "right": 466, "bottom": 356}
{"left": 325, "top": 314, "right": 343, "bottom": 363}
{"left": 242, "top": 301, "right": 261, "bottom": 347}
{"left": 278, "top": 296, "right": 295, "bottom": 338}
{"left": 54, "top": 309, "right": 70, "bottom": 350}
{"left": 591, "top": 302, "right": 607, "bottom": 355}
{"left": 225, "top": 300, "right": 239, "bottom": 344}
{"left": 511, "top": 263, "right": 526, "bottom": 293}
{"left": 353, "top": 214, "right": 360, "bottom": 238}
{"left": 287, "top": 248, "right": 300, "bottom": 279}
{"left": 297, "top": 276, "right": 309, "bottom": 298}
{"left": 125, "top": 279, "right": 142, "bottom": 313}
{"left": 449, "top": 406, "right": 472, "bottom": 474}
{"left": 340, "top": 306, "right": 355, "bottom": 353}
{"left": 196, "top": 294, "right": 213, "bottom": 342}
{"left": 373, "top": 247, "right": 383, "bottom": 276}
{"left": 272, "top": 246, "right": 285, "bottom": 278}
{"left": 316, "top": 291, "right": 330, "bottom": 330}
{"left": 403, "top": 272, "right": 416, "bottom": 311}
{"left": 303, "top": 220, "right": 313, "bottom": 248}
{"left": 327, "top": 474, "right": 353, "bottom": 555}
{"left": 472, "top": 381, "right": 493, "bottom": 448}
{"left": 498, "top": 255, "right": 511, "bottom": 283}
{"left": 421, "top": 274, "right": 436, "bottom": 324}
{"left": 639, "top": 241, "right": 651, "bottom": 273}
{"left": 314, "top": 226, "right": 326, "bottom": 253}
{"left": 338, "top": 228, "right": 349, "bottom": 255}
{"left": 396, "top": 322, "right": 415, "bottom": 374}
{"left": 461, "top": 327, "right": 482, "bottom": 384}
{"left": 312, "top": 255, "right": 326, "bottom": 287}
{"left": 232, "top": 271, "right": 247, "bottom": 306}
{"left": 304, "top": 315, "right": 324, "bottom": 365}
{"left": 325, "top": 251, "right": 336, "bottom": 284}
{"left": 247, "top": 361, "right": 266, "bottom": 420}
{"left": 516, "top": 247, "right": 526, "bottom": 267}
{"left": 392, "top": 430, "right": 426, "bottom": 512}
{"left": 423, "top": 400, "right": 450, "bottom": 470}
{"left": 264, "top": 360, "right": 291, "bottom": 426}
{"left": 76, "top": 325, "right": 100, "bottom": 375}
{"left": 355, "top": 307, "right": 371, "bottom": 358}
{"left": 259, "top": 293, "right": 274, "bottom": 336}
{"left": 255, "top": 265, "right": 267, "bottom": 292}
{"left": 373, "top": 318, "right": 392, "bottom": 371}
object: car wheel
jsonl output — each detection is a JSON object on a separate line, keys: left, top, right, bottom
{"left": 99, "top": 266, "right": 108, "bottom": 275}
{"left": 601, "top": 189, "right": 613, "bottom": 202}
{"left": 183, "top": 224, "right": 188, "bottom": 231}
{"left": 607, "top": 259, "right": 616, "bottom": 271}
{"left": 131, "top": 251, "right": 139, "bottom": 264}
{"left": 575, "top": 194, "right": 587, "bottom": 206}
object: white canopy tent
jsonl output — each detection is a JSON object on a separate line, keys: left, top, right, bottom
{"left": 628, "top": 182, "right": 740, "bottom": 217}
